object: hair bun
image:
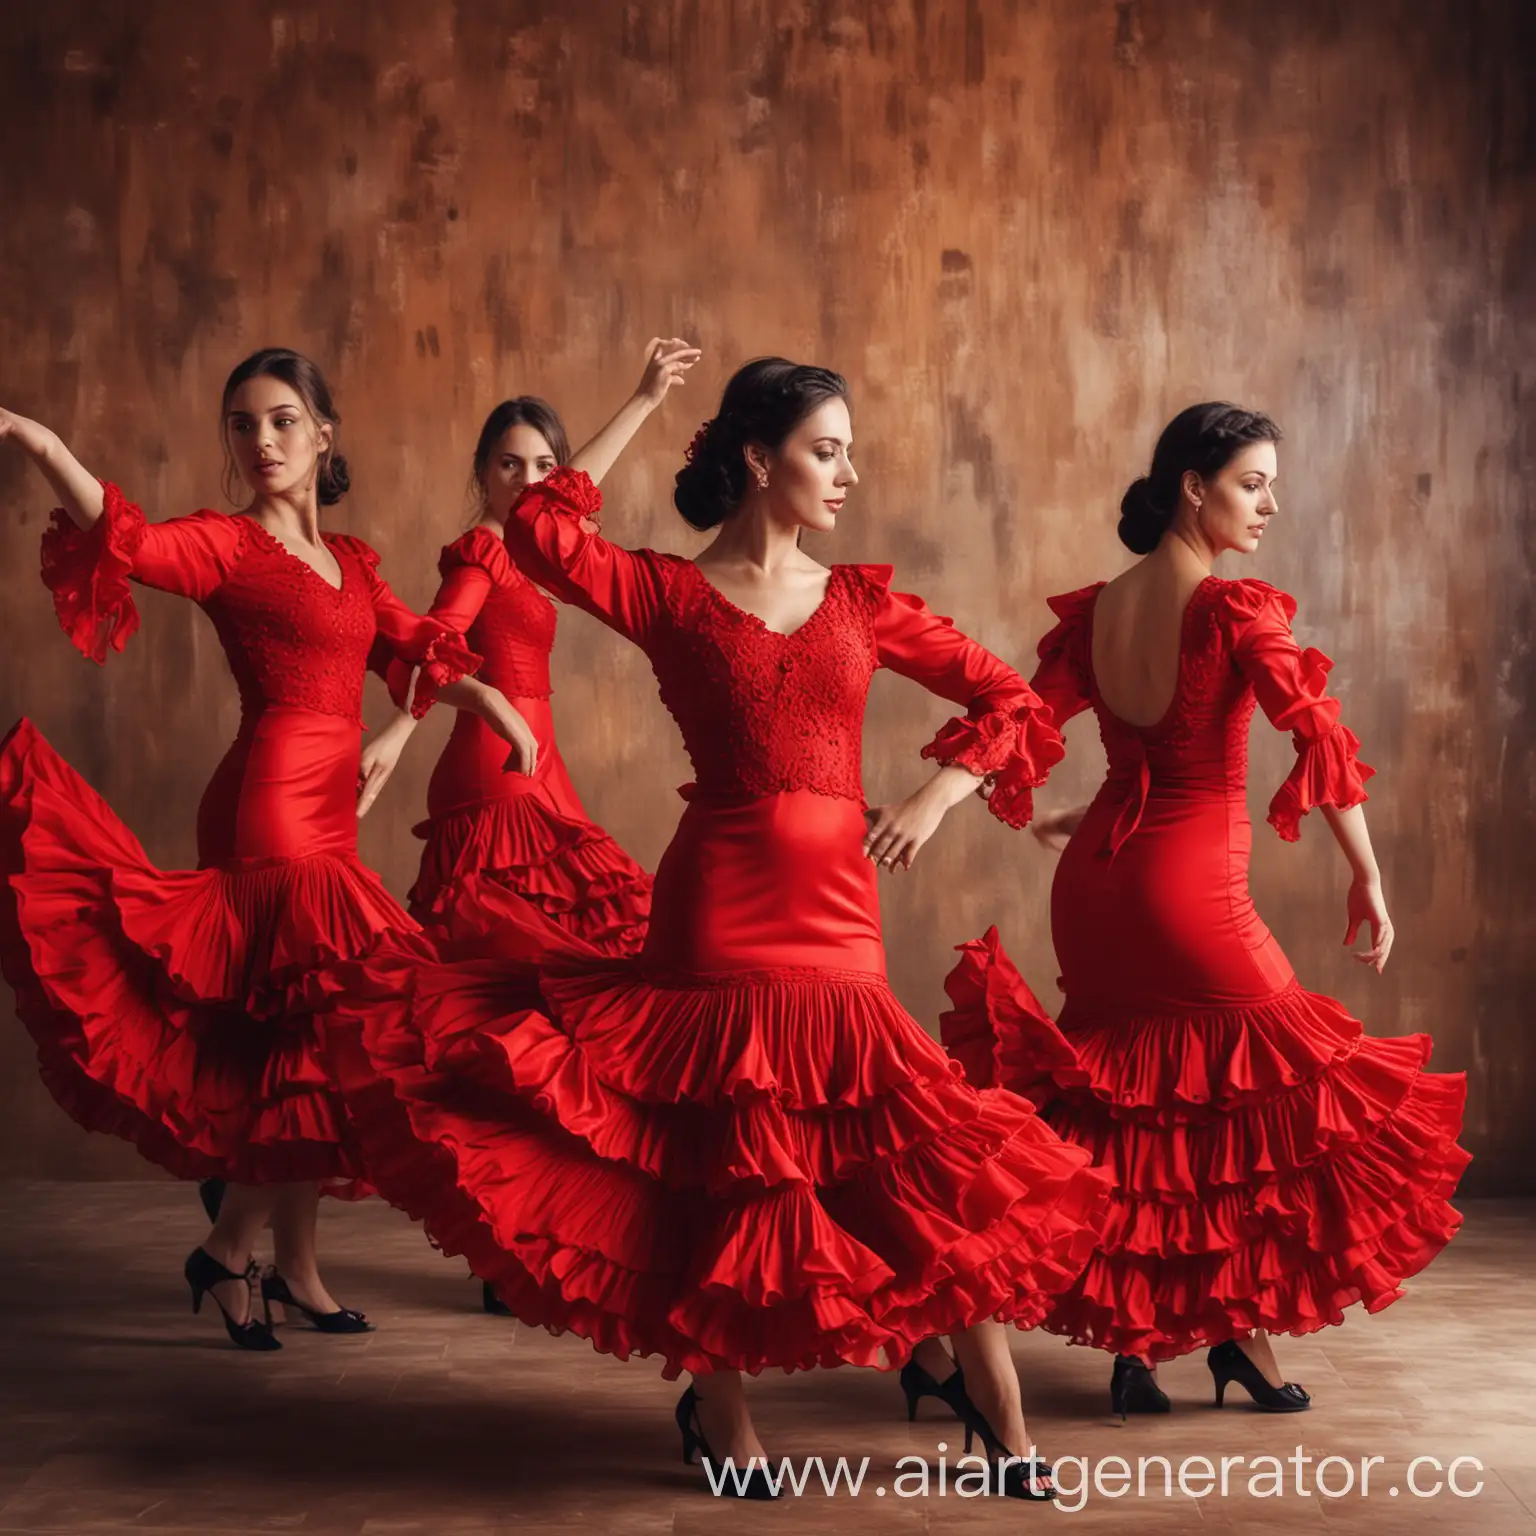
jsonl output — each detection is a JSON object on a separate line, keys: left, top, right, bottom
{"left": 672, "top": 359, "right": 850, "bottom": 531}
{"left": 319, "top": 450, "right": 350, "bottom": 507}
{"left": 1117, "top": 475, "right": 1170, "bottom": 555}
{"left": 674, "top": 416, "right": 742, "bottom": 531}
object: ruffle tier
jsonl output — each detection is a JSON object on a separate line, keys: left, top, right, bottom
{"left": 940, "top": 928, "right": 1469, "bottom": 1361}
{"left": 327, "top": 942, "right": 1113, "bottom": 1378}
{"left": 408, "top": 794, "right": 651, "bottom": 957}
{"left": 0, "top": 717, "right": 428, "bottom": 1190}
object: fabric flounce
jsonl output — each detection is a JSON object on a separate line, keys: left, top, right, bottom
{"left": 39, "top": 481, "right": 147, "bottom": 664}
{"left": 940, "top": 930, "right": 1469, "bottom": 1361}
{"left": 515, "top": 466, "right": 603, "bottom": 528}
{"left": 409, "top": 794, "right": 651, "bottom": 956}
{"left": 939, "top": 927, "right": 1088, "bottom": 1100}
{"left": 0, "top": 718, "right": 424, "bottom": 1190}
{"left": 396, "top": 625, "right": 482, "bottom": 718}
{"left": 327, "top": 937, "right": 1112, "bottom": 1378}
{"left": 1031, "top": 585, "right": 1102, "bottom": 712}
{"left": 1267, "top": 659, "right": 1375, "bottom": 839}
{"left": 920, "top": 699, "right": 1066, "bottom": 829}
{"left": 1218, "top": 580, "right": 1375, "bottom": 840}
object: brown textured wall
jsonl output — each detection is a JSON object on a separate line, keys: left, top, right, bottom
{"left": 0, "top": 1, "right": 1531, "bottom": 1190}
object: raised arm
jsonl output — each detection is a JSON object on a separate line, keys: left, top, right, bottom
{"left": 3, "top": 412, "right": 245, "bottom": 661}
{"left": 502, "top": 467, "right": 670, "bottom": 647}
{"left": 567, "top": 338, "right": 700, "bottom": 486}
{"left": 0, "top": 408, "right": 105, "bottom": 528}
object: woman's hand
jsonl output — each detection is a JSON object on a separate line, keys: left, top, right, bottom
{"left": 1345, "top": 877, "right": 1394, "bottom": 972}
{"left": 357, "top": 712, "right": 417, "bottom": 817}
{"left": 1031, "top": 804, "right": 1088, "bottom": 853}
{"left": 568, "top": 337, "right": 702, "bottom": 487}
{"left": 486, "top": 693, "right": 539, "bottom": 777}
{"left": 863, "top": 767, "right": 979, "bottom": 871}
{"left": 634, "top": 337, "right": 702, "bottom": 408}
{"left": 0, "top": 407, "right": 53, "bottom": 457}
{"left": 430, "top": 677, "right": 539, "bottom": 776}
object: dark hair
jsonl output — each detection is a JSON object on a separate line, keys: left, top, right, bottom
{"left": 673, "top": 357, "right": 849, "bottom": 531}
{"left": 1119, "top": 402, "right": 1282, "bottom": 554}
{"left": 469, "top": 397, "right": 572, "bottom": 506}
{"left": 220, "top": 347, "right": 350, "bottom": 506}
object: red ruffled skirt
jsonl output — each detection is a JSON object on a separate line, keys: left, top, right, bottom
{"left": 0, "top": 715, "right": 430, "bottom": 1191}
{"left": 410, "top": 700, "right": 650, "bottom": 956}
{"left": 331, "top": 789, "right": 1112, "bottom": 1376}
{"left": 942, "top": 927, "right": 1470, "bottom": 1362}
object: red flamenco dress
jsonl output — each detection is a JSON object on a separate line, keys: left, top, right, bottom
{"left": 331, "top": 467, "right": 1112, "bottom": 1377}
{"left": 942, "top": 577, "right": 1470, "bottom": 1361}
{"left": 0, "top": 484, "right": 477, "bottom": 1191}
{"left": 396, "top": 525, "right": 650, "bottom": 954}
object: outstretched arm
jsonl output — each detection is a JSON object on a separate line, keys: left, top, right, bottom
{"left": 0, "top": 409, "right": 106, "bottom": 528}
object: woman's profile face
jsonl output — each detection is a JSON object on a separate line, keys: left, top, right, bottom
{"left": 757, "top": 396, "right": 858, "bottom": 535}
{"left": 1190, "top": 440, "right": 1278, "bottom": 557}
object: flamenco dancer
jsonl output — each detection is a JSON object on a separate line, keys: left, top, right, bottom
{"left": 200, "top": 342, "right": 701, "bottom": 1261}
{"left": 361, "top": 338, "right": 700, "bottom": 946}
{"left": 352, "top": 339, "right": 698, "bottom": 1317}
{"left": 330, "top": 359, "right": 1112, "bottom": 1499}
{"left": 0, "top": 349, "right": 527, "bottom": 1351}
{"left": 942, "top": 403, "right": 1469, "bottom": 1416}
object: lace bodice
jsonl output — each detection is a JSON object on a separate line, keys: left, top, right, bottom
{"left": 41, "top": 483, "right": 478, "bottom": 724}
{"left": 499, "top": 469, "right": 1065, "bottom": 819}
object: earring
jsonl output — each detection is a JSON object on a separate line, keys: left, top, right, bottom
{"left": 755, "top": 469, "right": 769, "bottom": 489}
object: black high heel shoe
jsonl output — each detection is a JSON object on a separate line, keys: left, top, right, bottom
{"left": 259, "top": 1269, "right": 374, "bottom": 1334}
{"left": 898, "top": 1358, "right": 977, "bottom": 1423}
{"left": 1110, "top": 1354, "right": 1171, "bottom": 1420}
{"left": 961, "top": 1403, "right": 1058, "bottom": 1501}
{"left": 184, "top": 1247, "right": 280, "bottom": 1352}
{"left": 1208, "top": 1340, "right": 1310, "bottom": 1412}
{"left": 674, "top": 1386, "right": 778, "bottom": 1500}
{"left": 482, "top": 1280, "right": 512, "bottom": 1317}
{"left": 197, "top": 1179, "right": 226, "bottom": 1223}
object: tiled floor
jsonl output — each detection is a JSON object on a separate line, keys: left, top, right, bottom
{"left": 0, "top": 1184, "right": 1530, "bottom": 1533}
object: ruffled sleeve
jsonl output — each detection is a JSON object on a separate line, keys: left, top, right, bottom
{"left": 331, "top": 535, "right": 482, "bottom": 719}
{"left": 1028, "top": 584, "right": 1103, "bottom": 729}
{"left": 1224, "top": 579, "right": 1376, "bottom": 841}
{"left": 502, "top": 468, "right": 667, "bottom": 647}
{"left": 40, "top": 483, "right": 244, "bottom": 663}
{"left": 380, "top": 528, "right": 512, "bottom": 705}
{"left": 863, "top": 566, "right": 1067, "bottom": 829}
